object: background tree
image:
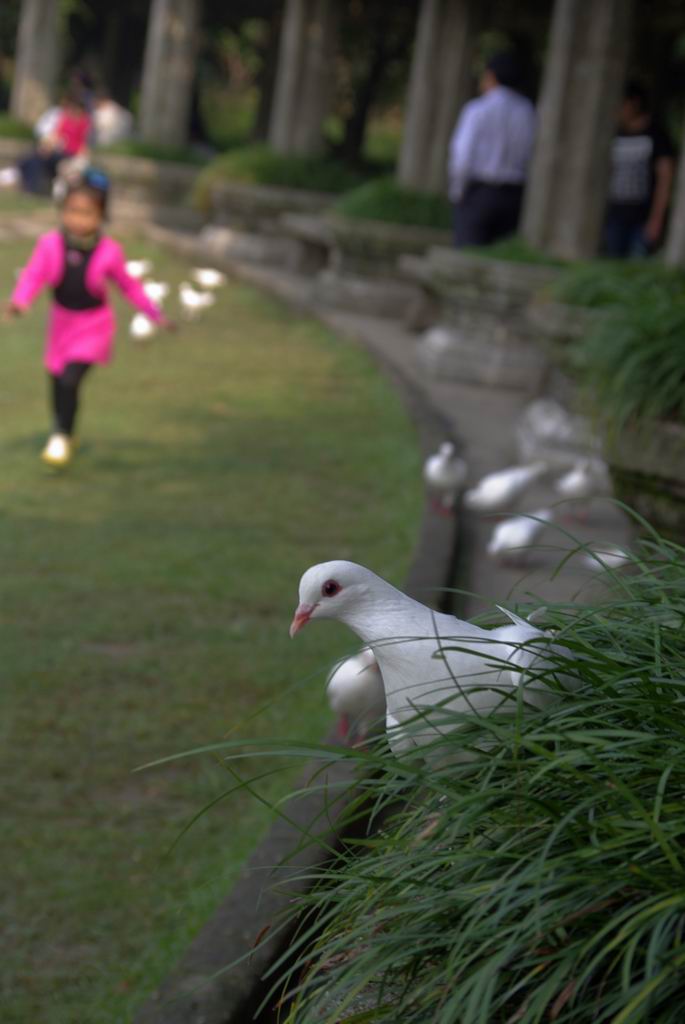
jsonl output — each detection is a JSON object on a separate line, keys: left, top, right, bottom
{"left": 333, "top": 0, "right": 417, "bottom": 164}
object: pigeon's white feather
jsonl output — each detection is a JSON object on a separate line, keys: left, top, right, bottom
{"left": 129, "top": 313, "right": 156, "bottom": 340}
{"left": 486, "top": 508, "right": 553, "bottom": 563}
{"left": 326, "top": 648, "right": 386, "bottom": 740}
{"left": 179, "top": 281, "right": 216, "bottom": 320}
{"left": 464, "top": 462, "right": 547, "bottom": 512}
{"left": 142, "top": 280, "right": 170, "bottom": 303}
{"left": 555, "top": 458, "right": 609, "bottom": 500}
{"left": 292, "top": 561, "right": 572, "bottom": 754}
{"left": 495, "top": 605, "right": 531, "bottom": 630}
{"left": 423, "top": 442, "right": 468, "bottom": 501}
{"left": 191, "top": 267, "right": 227, "bottom": 289}
{"left": 125, "top": 259, "right": 152, "bottom": 280}
{"left": 527, "top": 606, "right": 548, "bottom": 626}
{"left": 582, "top": 545, "right": 631, "bottom": 572}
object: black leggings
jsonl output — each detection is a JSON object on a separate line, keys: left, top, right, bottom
{"left": 50, "top": 362, "right": 92, "bottom": 436}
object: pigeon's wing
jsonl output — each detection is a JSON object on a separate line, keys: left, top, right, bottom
{"left": 385, "top": 710, "right": 417, "bottom": 754}
{"left": 496, "top": 605, "right": 531, "bottom": 630}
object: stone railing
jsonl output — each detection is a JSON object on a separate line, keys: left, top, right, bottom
{"left": 207, "top": 180, "right": 335, "bottom": 233}
{"left": 401, "top": 247, "right": 588, "bottom": 393}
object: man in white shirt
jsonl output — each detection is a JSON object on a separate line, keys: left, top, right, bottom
{"left": 447, "top": 53, "right": 536, "bottom": 247}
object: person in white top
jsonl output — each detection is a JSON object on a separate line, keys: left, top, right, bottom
{"left": 92, "top": 93, "right": 134, "bottom": 148}
{"left": 447, "top": 52, "right": 536, "bottom": 248}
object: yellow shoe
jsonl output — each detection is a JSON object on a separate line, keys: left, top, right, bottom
{"left": 41, "top": 433, "right": 73, "bottom": 467}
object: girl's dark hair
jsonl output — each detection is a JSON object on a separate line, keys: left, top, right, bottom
{"left": 624, "top": 78, "right": 650, "bottom": 112}
{"left": 62, "top": 86, "right": 88, "bottom": 113}
{"left": 63, "top": 169, "right": 110, "bottom": 216}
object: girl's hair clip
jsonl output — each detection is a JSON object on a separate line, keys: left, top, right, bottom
{"left": 83, "top": 169, "right": 110, "bottom": 192}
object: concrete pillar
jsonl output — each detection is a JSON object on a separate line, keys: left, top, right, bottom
{"left": 521, "top": 0, "right": 633, "bottom": 260}
{"left": 664, "top": 117, "right": 685, "bottom": 266}
{"left": 268, "top": 0, "right": 338, "bottom": 157}
{"left": 9, "top": 0, "right": 61, "bottom": 124}
{"left": 139, "top": 0, "right": 200, "bottom": 148}
{"left": 398, "top": 0, "right": 474, "bottom": 194}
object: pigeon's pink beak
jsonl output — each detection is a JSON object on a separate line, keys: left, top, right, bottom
{"left": 289, "top": 603, "right": 316, "bottom": 638}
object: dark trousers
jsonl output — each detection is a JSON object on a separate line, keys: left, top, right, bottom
{"left": 50, "top": 362, "right": 91, "bottom": 436}
{"left": 19, "top": 149, "right": 64, "bottom": 195}
{"left": 602, "top": 203, "right": 652, "bottom": 258}
{"left": 452, "top": 181, "right": 524, "bottom": 248}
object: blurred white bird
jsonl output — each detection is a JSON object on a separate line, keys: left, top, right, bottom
{"left": 326, "top": 648, "right": 386, "bottom": 744}
{"left": 582, "top": 544, "right": 631, "bottom": 572}
{"left": 486, "top": 508, "right": 554, "bottom": 565}
{"left": 291, "top": 561, "right": 573, "bottom": 756}
{"left": 129, "top": 313, "right": 156, "bottom": 341}
{"left": 191, "top": 267, "right": 227, "bottom": 289}
{"left": 142, "top": 280, "right": 170, "bottom": 304}
{"left": 179, "top": 281, "right": 215, "bottom": 320}
{"left": 423, "top": 441, "right": 468, "bottom": 512}
{"left": 0, "top": 166, "right": 19, "bottom": 188}
{"left": 555, "top": 459, "right": 610, "bottom": 518}
{"left": 125, "top": 259, "right": 152, "bottom": 279}
{"left": 464, "top": 462, "right": 547, "bottom": 512}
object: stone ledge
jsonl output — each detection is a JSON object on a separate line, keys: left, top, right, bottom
{"left": 199, "top": 224, "right": 304, "bottom": 270}
{"left": 209, "top": 181, "right": 334, "bottom": 232}
{"left": 98, "top": 152, "right": 199, "bottom": 187}
{"left": 279, "top": 211, "right": 336, "bottom": 247}
{"left": 316, "top": 268, "right": 422, "bottom": 319}
{"left": 327, "top": 215, "right": 451, "bottom": 276}
{"left": 425, "top": 245, "right": 561, "bottom": 290}
{"left": 401, "top": 248, "right": 561, "bottom": 313}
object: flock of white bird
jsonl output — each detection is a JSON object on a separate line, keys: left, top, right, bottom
{"left": 318, "top": 442, "right": 630, "bottom": 745}
{"left": 125, "top": 258, "right": 227, "bottom": 339}
{"left": 422, "top": 440, "right": 623, "bottom": 568}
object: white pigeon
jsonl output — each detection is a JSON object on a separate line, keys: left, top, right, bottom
{"left": 555, "top": 458, "right": 610, "bottom": 501}
{"left": 129, "top": 313, "right": 157, "bottom": 341}
{"left": 191, "top": 267, "right": 227, "bottom": 289}
{"left": 326, "top": 648, "right": 386, "bottom": 743}
{"left": 179, "top": 281, "right": 215, "bottom": 320}
{"left": 142, "top": 280, "right": 170, "bottom": 304}
{"left": 125, "top": 259, "right": 153, "bottom": 280}
{"left": 486, "top": 508, "right": 554, "bottom": 565}
{"left": 423, "top": 442, "right": 468, "bottom": 511}
{"left": 290, "top": 561, "right": 572, "bottom": 756}
{"left": 464, "top": 462, "right": 547, "bottom": 512}
{"left": 582, "top": 544, "right": 631, "bottom": 572}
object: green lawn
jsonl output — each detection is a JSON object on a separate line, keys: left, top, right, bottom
{"left": 0, "top": 228, "right": 422, "bottom": 1022}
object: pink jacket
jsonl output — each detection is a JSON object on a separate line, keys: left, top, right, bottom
{"left": 12, "top": 230, "right": 164, "bottom": 374}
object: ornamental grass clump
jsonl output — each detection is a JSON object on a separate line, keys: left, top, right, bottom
{"left": 220, "top": 532, "right": 685, "bottom": 1023}
{"left": 554, "top": 261, "right": 685, "bottom": 432}
{"left": 573, "top": 294, "right": 685, "bottom": 431}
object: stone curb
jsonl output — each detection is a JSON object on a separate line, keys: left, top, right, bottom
{"left": 133, "top": 223, "right": 461, "bottom": 1024}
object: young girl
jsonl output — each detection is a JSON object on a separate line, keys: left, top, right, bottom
{"left": 5, "top": 170, "right": 171, "bottom": 467}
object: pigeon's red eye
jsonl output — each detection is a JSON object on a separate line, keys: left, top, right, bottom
{"left": 321, "top": 579, "right": 341, "bottom": 598}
